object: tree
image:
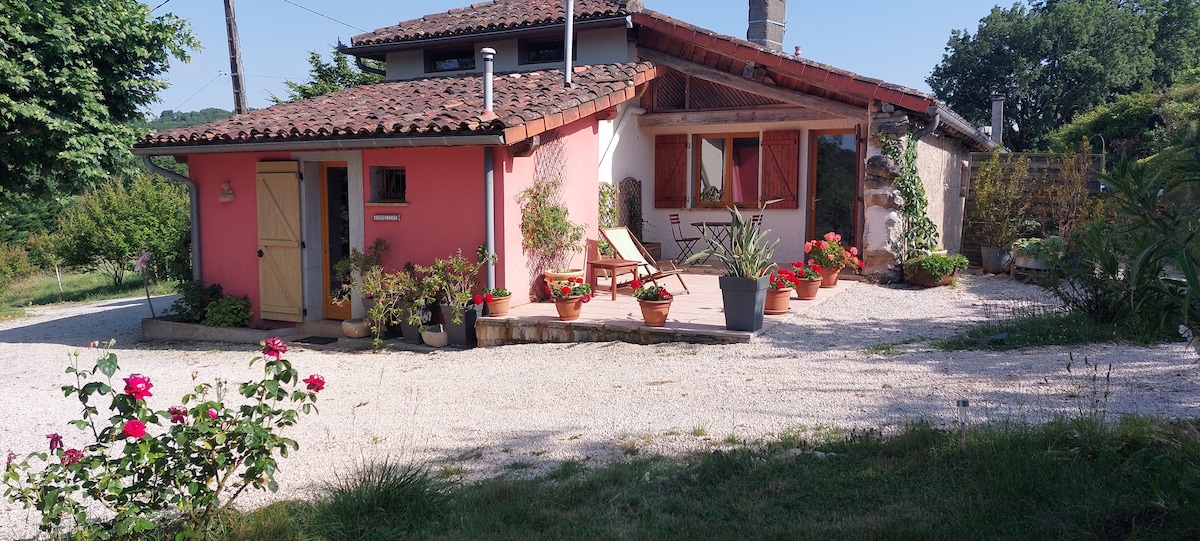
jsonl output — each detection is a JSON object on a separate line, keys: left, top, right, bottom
{"left": 146, "top": 108, "right": 233, "bottom": 131}
{"left": 927, "top": 0, "right": 1200, "bottom": 151}
{"left": 272, "top": 48, "right": 383, "bottom": 103}
{"left": 0, "top": 0, "right": 196, "bottom": 242}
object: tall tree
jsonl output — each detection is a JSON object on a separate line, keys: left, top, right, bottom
{"left": 927, "top": 0, "right": 1200, "bottom": 151}
{"left": 0, "top": 0, "right": 196, "bottom": 242}
{"left": 272, "top": 49, "right": 383, "bottom": 103}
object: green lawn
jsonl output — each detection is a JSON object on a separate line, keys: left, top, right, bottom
{"left": 216, "top": 417, "right": 1200, "bottom": 541}
{"left": 0, "top": 271, "right": 175, "bottom": 320}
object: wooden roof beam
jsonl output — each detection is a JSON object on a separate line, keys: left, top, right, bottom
{"left": 639, "top": 107, "right": 837, "bottom": 127}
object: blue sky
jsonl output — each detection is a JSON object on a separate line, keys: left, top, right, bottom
{"left": 141, "top": 0, "right": 1004, "bottom": 116}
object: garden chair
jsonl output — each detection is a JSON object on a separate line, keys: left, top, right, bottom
{"left": 599, "top": 227, "right": 690, "bottom": 294}
{"left": 668, "top": 213, "right": 701, "bottom": 261}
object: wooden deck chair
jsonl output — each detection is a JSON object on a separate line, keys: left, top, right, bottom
{"left": 599, "top": 227, "right": 690, "bottom": 294}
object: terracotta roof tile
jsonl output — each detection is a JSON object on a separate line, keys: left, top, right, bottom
{"left": 352, "top": 0, "right": 640, "bottom": 46}
{"left": 135, "top": 63, "right": 654, "bottom": 149}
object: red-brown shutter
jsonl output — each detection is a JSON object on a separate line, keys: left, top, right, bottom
{"left": 761, "top": 130, "right": 800, "bottom": 209}
{"left": 653, "top": 134, "right": 688, "bottom": 208}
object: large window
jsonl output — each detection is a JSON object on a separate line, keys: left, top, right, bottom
{"left": 518, "top": 37, "right": 577, "bottom": 65}
{"left": 693, "top": 134, "right": 760, "bottom": 207}
{"left": 424, "top": 47, "right": 475, "bottom": 73}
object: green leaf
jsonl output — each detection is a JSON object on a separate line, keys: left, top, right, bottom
{"left": 96, "top": 353, "right": 118, "bottom": 378}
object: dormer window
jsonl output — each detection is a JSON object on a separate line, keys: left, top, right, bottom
{"left": 519, "top": 37, "right": 577, "bottom": 65}
{"left": 424, "top": 46, "right": 475, "bottom": 73}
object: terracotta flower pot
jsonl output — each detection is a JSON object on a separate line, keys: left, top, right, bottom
{"left": 818, "top": 266, "right": 841, "bottom": 288}
{"left": 485, "top": 295, "right": 511, "bottom": 317}
{"left": 764, "top": 287, "right": 793, "bottom": 315}
{"left": 554, "top": 296, "right": 584, "bottom": 321}
{"left": 638, "top": 299, "right": 671, "bottom": 327}
{"left": 795, "top": 278, "right": 821, "bottom": 300}
{"left": 544, "top": 268, "right": 585, "bottom": 292}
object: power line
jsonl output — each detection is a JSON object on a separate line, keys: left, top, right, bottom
{"left": 171, "top": 71, "right": 227, "bottom": 111}
{"left": 279, "top": 0, "right": 367, "bottom": 33}
{"left": 151, "top": 0, "right": 171, "bottom": 12}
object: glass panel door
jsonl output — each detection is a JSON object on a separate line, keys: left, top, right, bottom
{"left": 321, "top": 162, "right": 350, "bottom": 320}
{"left": 810, "top": 131, "right": 858, "bottom": 248}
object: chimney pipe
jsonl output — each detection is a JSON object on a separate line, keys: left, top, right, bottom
{"left": 564, "top": 0, "right": 575, "bottom": 87}
{"left": 747, "top": 0, "right": 786, "bottom": 52}
{"left": 482, "top": 48, "right": 496, "bottom": 112}
{"left": 990, "top": 93, "right": 1005, "bottom": 145}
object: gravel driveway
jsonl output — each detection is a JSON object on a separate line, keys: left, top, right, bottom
{"left": 2, "top": 273, "right": 1198, "bottom": 538}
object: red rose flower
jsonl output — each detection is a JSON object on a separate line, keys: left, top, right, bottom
{"left": 261, "top": 337, "right": 288, "bottom": 360}
{"left": 303, "top": 374, "right": 325, "bottom": 392}
{"left": 123, "top": 374, "right": 153, "bottom": 400}
{"left": 122, "top": 419, "right": 147, "bottom": 439}
{"left": 60, "top": 448, "right": 83, "bottom": 466}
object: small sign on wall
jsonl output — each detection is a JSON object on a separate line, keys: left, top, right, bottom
{"left": 373, "top": 214, "right": 400, "bottom": 222}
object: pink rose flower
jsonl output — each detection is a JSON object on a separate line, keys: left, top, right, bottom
{"left": 261, "top": 337, "right": 288, "bottom": 360}
{"left": 303, "top": 374, "right": 325, "bottom": 392}
{"left": 60, "top": 448, "right": 82, "bottom": 466}
{"left": 47, "top": 433, "right": 63, "bottom": 452}
{"left": 122, "top": 419, "right": 146, "bottom": 439}
{"left": 123, "top": 374, "right": 153, "bottom": 400}
{"left": 207, "top": 408, "right": 218, "bottom": 420}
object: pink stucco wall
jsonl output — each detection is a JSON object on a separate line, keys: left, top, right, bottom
{"left": 182, "top": 116, "right": 599, "bottom": 323}
{"left": 187, "top": 151, "right": 292, "bottom": 326}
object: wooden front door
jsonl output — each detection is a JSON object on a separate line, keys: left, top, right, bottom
{"left": 256, "top": 161, "right": 304, "bottom": 322}
{"left": 321, "top": 162, "right": 351, "bottom": 320}
{"left": 808, "top": 129, "right": 860, "bottom": 248}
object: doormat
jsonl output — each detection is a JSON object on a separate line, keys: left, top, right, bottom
{"left": 294, "top": 336, "right": 338, "bottom": 345}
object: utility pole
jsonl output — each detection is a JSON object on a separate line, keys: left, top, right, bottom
{"left": 224, "top": 0, "right": 248, "bottom": 114}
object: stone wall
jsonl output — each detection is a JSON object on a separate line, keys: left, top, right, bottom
{"left": 862, "top": 101, "right": 911, "bottom": 282}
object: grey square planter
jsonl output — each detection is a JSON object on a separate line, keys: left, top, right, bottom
{"left": 719, "top": 275, "right": 770, "bottom": 331}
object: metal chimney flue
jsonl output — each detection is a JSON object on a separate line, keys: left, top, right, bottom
{"left": 990, "top": 93, "right": 1005, "bottom": 145}
{"left": 748, "top": 0, "right": 786, "bottom": 52}
{"left": 482, "top": 48, "right": 496, "bottom": 113}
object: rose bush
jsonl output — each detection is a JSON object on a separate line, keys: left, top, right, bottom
{"left": 3, "top": 338, "right": 322, "bottom": 539}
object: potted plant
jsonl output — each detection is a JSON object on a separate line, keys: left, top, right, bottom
{"left": 332, "top": 238, "right": 389, "bottom": 311}
{"left": 967, "top": 152, "right": 1036, "bottom": 273}
{"left": 630, "top": 279, "right": 673, "bottom": 327}
{"left": 480, "top": 287, "right": 511, "bottom": 317}
{"left": 789, "top": 261, "right": 823, "bottom": 300}
{"left": 360, "top": 264, "right": 431, "bottom": 346}
{"left": 764, "top": 268, "right": 796, "bottom": 315}
{"left": 1011, "top": 236, "right": 1065, "bottom": 270}
{"left": 518, "top": 177, "right": 586, "bottom": 299}
{"left": 804, "top": 232, "right": 862, "bottom": 287}
{"left": 547, "top": 276, "right": 592, "bottom": 321}
{"left": 417, "top": 246, "right": 492, "bottom": 348}
{"left": 685, "top": 205, "right": 779, "bottom": 331}
{"left": 903, "top": 252, "right": 969, "bottom": 287}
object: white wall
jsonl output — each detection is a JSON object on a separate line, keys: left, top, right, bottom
{"left": 915, "top": 133, "right": 968, "bottom": 253}
{"left": 384, "top": 26, "right": 631, "bottom": 80}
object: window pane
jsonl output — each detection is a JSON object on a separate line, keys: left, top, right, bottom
{"left": 698, "top": 137, "right": 725, "bottom": 203}
{"left": 813, "top": 133, "right": 857, "bottom": 247}
{"left": 731, "top": 137, "right": 760, "bottom": 204}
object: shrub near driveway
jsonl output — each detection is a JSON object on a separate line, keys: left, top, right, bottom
{"left": 3, "top": 338, "right": 323, "bottom": 539}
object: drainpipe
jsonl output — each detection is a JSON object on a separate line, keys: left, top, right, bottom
{"left": 564, "top": 0, "right": 574, "bottom": 87}
{"left": 482, "top": 47, "right": 497, "bottom": 289}
{"left": 355, "top": 56, "right": 386, "bottom": 77}
{"left": 142, "top": 156, "right": 201, "bottom": 281}
{"left": 913, "top": 107, "right": 941, "bottom": 141}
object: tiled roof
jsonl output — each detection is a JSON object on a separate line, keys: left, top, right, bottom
{"left": 135, "top": 63, "right": 655, "bottom": 150}
{"left": 352, "top": 0, "right": 640, "bottom": 47}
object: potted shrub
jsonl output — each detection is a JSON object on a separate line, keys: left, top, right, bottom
{"left": 966, "top": 152, "right": 1035, "bottom": 273}
{"left": 480, "top": 287, "right": 511, "bottom": 317}
{"left": 804, "top": 232, "right": 862, "bottom": 287}
{"left": 630, "top": 279, "right": 673, "bottom": 327}
{"left": 789, "top": 261, "right": 823, "bottom": 300}
{"left": 518, "top": 177, "right": 586, "bottom": 299}
{"left": 764, "top": 268, "right": 796, "bottom": 315}
{"left": 417, "top": 247, "right": 492, "bottom": 348}
{"left": 903, "top": 252, "right": 969, "bottom": 287}
{"left": 360, "top": 264, "right": 430, "bottom": 346}
{"left": 332, "top": 238, "right": 388, "bottom": 310}
{"left": 548, "top": 277, "right": 592, "bottom": 321}
{"left": 1011, "top": 236, "right": 1065, "bottom": 270}
{"left": 685, "top": 205, "right": 779, "bottom": 331}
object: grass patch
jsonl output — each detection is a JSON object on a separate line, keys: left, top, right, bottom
{"left": 216, "top": 416, "right": 1200, "bottom": 540}
{"left": 0, "top": 271, "right": 176, "bottom": 319}
{"left": 935, "top": 311, "right": 1127, "bottom": 351}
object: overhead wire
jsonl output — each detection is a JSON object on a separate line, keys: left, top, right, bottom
{"left": 279, "top": 0, "right": 368, "bottom": 32}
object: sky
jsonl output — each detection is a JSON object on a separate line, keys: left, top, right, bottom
{"left": 140, "top": 0, "right": 1005, "bottom": 117}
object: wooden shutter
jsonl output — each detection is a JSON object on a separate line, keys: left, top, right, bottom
{"left": 653, "top": 134, "right": 688, "bottom": 208}
{"left": 256, "top": 161, "right": 304, "bottom": 322}
{"left": 761, "top": 130, "right": 800, "bottom": 209}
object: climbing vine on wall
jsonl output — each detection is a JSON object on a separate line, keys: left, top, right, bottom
{"left": 880, "top": 134, "right": 939, "bottom": 260}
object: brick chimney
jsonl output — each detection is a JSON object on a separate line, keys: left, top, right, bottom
{"left": 747, "top": 0, "right": 786, "bottom": 51}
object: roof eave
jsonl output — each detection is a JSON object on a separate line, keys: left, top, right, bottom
{"left": 132, "top": 134, "right": 508, "bottom": 156}
{"left": 344, "top": 16, "right": 629, "bottom": 60}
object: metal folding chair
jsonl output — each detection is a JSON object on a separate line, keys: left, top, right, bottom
{"left": 668, "top": 214, "right": 701, "bottom": 262}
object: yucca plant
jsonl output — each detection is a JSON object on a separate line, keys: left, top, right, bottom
{"left": 685, "top": 205, "right": 779, "bottom": 278}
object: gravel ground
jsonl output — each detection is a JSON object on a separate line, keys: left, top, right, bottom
{"left": 2, "top": 272, "right": 1199, "bottom": 538}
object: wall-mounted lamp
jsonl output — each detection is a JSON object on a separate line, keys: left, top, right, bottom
{"left": 218, "top": 181, "right": 236, "bottom": 203}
